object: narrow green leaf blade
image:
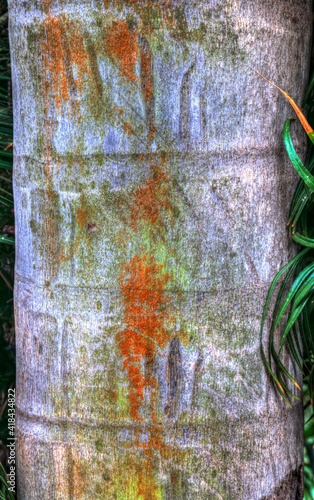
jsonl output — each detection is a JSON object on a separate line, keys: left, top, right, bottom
{"left": 283, "top": 119, "right": 314, "bottom": 191}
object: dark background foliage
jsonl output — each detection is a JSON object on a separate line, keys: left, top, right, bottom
{"left": 0, "top": 0, "right": 15, "bottom": 476}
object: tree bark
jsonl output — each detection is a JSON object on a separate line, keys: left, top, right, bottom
{"left": 9, "top": 0, "right": 311, "bottom": 498}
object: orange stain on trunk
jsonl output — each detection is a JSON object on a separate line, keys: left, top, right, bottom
{"left": 75, "top": 207, "right": 87, "bottom": 231}
{"left": 38, "top": 9, "right": 93, "bottom": 264}
{"left": 41, "top": 15, "right": 90, "bottom": 113}
{"left": 105, "top": 21, "right": 139, "bottom": 83}
{"left": 118, "top": 254, "right": 172, "bottom": 421}
{"left": 117, "top": 157, "right": 179, "bottom": 496}
{"left": 140, "top": 41, "right": 153, "bottom": 102}
{"left": 112, "top": 16, "right": 179, "bottom": 487}
{"left": 131, "top": 165, "right": 172, "bottom": 234}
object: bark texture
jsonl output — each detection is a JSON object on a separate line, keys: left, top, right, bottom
{"left": 9, "top": 0, "right": 311, "bottom": 498}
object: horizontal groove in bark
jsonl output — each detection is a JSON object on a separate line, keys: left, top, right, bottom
{"left": 12, "top": 147, "right": 305, "bottom": 163}
{"left": 17, "top": 404, "right": 249, "bottom": 431}
{"left": 14, "top": 272, "right": 271, "bottom": 293}
{"left": 16, "top": 402, "right": 302, "bottom": 428}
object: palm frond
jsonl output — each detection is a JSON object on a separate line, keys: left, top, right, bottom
{"left": 258, "top": 70, "right": 314, "bottom": 410}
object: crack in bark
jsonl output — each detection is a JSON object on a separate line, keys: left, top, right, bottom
{"left": 166, "top": 337, "right": 182, "bottom": 419}
{"left": 179, "top": 64, "right": 194, "bottom": 151}
{"left": 139, "top": 36, "right": 155, "bottom": 139}
{"left": 191, "top": 349, "right": 204, "bottom": 410}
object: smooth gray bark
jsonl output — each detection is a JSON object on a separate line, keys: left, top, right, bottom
{"left": 9, "top": 0, "right": 311, "bottom": 498}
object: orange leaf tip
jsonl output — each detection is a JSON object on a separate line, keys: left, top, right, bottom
{"left": 256, "top": 70, "right": 313, "bottom": 135}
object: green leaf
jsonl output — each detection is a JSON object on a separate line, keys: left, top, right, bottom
{"left": 293, "top": 276, "right": 314, "bottom": 308}
{"left": 292, "top": 232, "right": 314, "bottom": 247}
{"left": 270, "top": 342, "right": 301, "bottom": 394}
{"left": 0, "top": 235, "right": 14, "bottom": 245}
{"left": 260, "top": 247, "right": 310, "bottom": 336}
{"left": 274, "top": 262, "right": 314, "bottom": 329}
{"left": 309, "top": 366, "right": 314, "bottom": 411}
{"left": 260, "top": 343, "right": 292, "bottom": 407}
{"left": 279, "top": 297, "right": 310, "bottom": 350}
{"left": 0, "top": 464, "right": 15, "bottom": 500}
{"left": 283, "top": 119, "right": 314, "bottom": 191}
{"left": 267, "top": 262, "right": 300, "bottom": 372}
{"left": 288, "top": 190, "right": 309, "bottom": 227}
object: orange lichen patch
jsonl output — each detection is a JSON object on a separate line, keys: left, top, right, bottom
{"left": 105, "top": 21, "right": 139, "bottom": 82}
{"left": 123, "top": 122, "right": 136, "bottom": 136}
{"left": 76, "top": 207, "right": 88, "bottom": 230}
{"left": 73, "top": 240, "right": 79, "bottom": 255}
{"left": 114, "top": 105, "right": 124, "bottom": 116}
{"left": 60, "top": 248, "right": 71, "bottom": 262}
{"left": 69, "top": 451, "right": 87, "bottom": 499}
{"left": 43, "top": 16, "right": 69, "bottom": 111}
{"left": 139, "top": 38, "right": 156, "bottom": 141}
{"left": 40, "top": 14, "right": 90, "bottom": 113}
{"left": 67, "top": 29, "right": 90, "bottom": 98}
{"left": 118, "top": 253, "right": 172, "bottom": 420}
{"left": 149, "top": 123, "right": 158, "bottom": 142}
{"left": 134, "top": 419, "right": 179, "bottom": 498}
{"left": 140, "top": 39, "right": 153, "bottom": 102}
{"left": 114, "top": 451, "right": 162, "bottom": 500}
{"left": 103, "top": 0, "right": 115, "bottom": 7}
{"left": 131, "top": 165, "right": 172, "bottom": 234}
{"left": 113, "top": 106, "right": 140, "bottom": 141}
{"left": 108, "top": 389, "right": 118, "bottom": 402}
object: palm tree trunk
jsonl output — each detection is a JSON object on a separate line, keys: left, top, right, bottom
{"left": 9, "top": 0, "right": 311, "bottom": 498}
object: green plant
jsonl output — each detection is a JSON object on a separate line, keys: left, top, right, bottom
{"left": 305, "top": 416, "right": 314, "bottom": 499}
{"left": 258, "top": 57, "right": 314, "bottom": 500}
{"left": 258, "top": 70, "right": 314, "bottom": 406}
{"left": 0, "top": 463, "right": 14, "bottom": 500}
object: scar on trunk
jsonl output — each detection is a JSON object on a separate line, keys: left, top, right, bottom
{"left": 191, "top": 350, "right": 204, "bottom": 410}
{"left": 165, "top": 337, "right": 182, "bottom": 418}
{"left": 139, "top": 36, "right": 155, "bottom": 139}
{"left": 179, "top": 64, "right": 194, "bottom": 151}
